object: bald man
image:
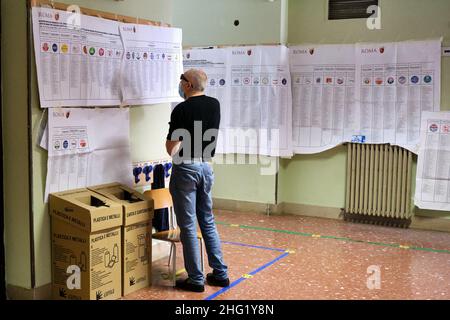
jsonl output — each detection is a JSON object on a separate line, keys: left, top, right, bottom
{"left": 166, "top": 69, "right": 229, "bottom": 292}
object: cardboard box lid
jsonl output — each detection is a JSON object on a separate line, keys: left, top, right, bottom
{"left": 88, "top": 183, "right": 154, "bottom": 223}
{"left": 49, "top": 188, "right": 123, "bottom": 233}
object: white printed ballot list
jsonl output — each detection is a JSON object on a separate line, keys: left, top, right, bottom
{"left": 45, "top": 108, "right": 132, "bottom": 202}
{"left": 355, "top": 40, "right": 441, "bottom": 153}
{"left": 32, "top": 7, "right": 123, "bottom": 107}
{"left": 291, "top": 40, "right": 441, "bottom": 154}
{"left": 229, "top": 46, "right": 292, "bottom": 157}
{"left": 182, "top": 46, "right": 292, "bottom": 157}
{"left": 290, "top": 44, "right": 357, "bottom": 154}
{"left": 120, "top": 24, "right": 183, "bottom": 105}
{"left": 415, "top": 112, "right": 450, "bottom": 211}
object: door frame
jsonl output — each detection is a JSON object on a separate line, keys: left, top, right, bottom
{"left": 0, "top": 0, "right": 7, "bottom": 300}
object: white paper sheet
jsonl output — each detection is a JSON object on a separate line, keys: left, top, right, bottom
{"left": 355, "top": 39, "right": 441, "bottom": 153}
{"left": 290, "top": 44, "right": 357, "bottom": 154}
{"left": 182, "top": 46, "right": 293, "bottom": 157}
{"left": 32, "top": 7, "right": 123, "bottom": 107}
{"left": 414, "top": 112, "right": 450, "bottom": 211}
{"left": 44, "top": 108, "right": 132, "bottom": 202}
{"left": 120, "top": 23, "right": 184, "bottom": 105}
{"left": 290, "top": 39, "right": 441, "bottom": 155}
{"left": 40, "top": 124, "right": 48, "bottom": 150}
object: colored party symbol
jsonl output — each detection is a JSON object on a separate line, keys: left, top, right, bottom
{"left": 79, "top": 139, "right": 87, "bottom": 148}
{"left": 398, "top": 76, "right": 407, "bottom": 85}
{"left": 89, "top": 47, "right": 95, "bottom": 56}
{"left": 61, "top": 44, "right": 69, "bottom": 54}
{"left": 429, "top": 123, "right": 439, "bottom": 133}
{"left": 42, "top": 43, "right": 49, "bottom": 52}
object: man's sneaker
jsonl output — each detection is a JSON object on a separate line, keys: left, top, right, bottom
{"left": 206, "top": 273, "right": 230, "bottom": 287}
{"left": 175, "top": 279, "right": 205, "bottom": 292}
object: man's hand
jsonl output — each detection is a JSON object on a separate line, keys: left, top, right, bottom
{"left": 166, "top": 140, "right": 181, "bottom": 157}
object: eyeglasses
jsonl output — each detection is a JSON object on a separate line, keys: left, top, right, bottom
{"left": 180, "top": 74, "right": 189, "bottom": 82}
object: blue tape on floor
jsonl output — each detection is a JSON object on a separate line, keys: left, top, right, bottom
{"left": 204, "top": 242, "right": 290, "bottom": 301}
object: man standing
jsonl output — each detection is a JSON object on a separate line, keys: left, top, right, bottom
{"left": 166, "top": 69, "right": 229, "bottom": 292}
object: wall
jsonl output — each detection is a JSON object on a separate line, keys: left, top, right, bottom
{"left": 2, "top": 0, "right": 174, "bottom": 290}
{"left": 173, "top": 0, "right": 288, "bottom": 205}
{"left": 2, "top": 0, "right": 32, "bottom": 289}
{"left": 173, "top": 0, "right": 284, "bottom": 47}
{"left": 279, "top": 0, "right": 450, "bottom": 215}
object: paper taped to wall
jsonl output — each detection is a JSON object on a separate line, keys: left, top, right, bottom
{"left": 119, "top": 23, "right": 184, "bottom": 106}
{"left": 31, "top": 7, "right": 183, "bottom": 108}
{"left": 414, "top": 111, "right": 450, "bottom": 211}
{"left": 182, "top": 46, "right": 293, "bottom": 157}
{"left": 32, "top": 7, "right": 123, "bottom": 107}
{"left": 44, "top": 108, "right": 133, "bottom": 202}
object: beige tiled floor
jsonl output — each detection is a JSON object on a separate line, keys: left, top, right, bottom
{"left": 123, "top": 210, "right": 450, "bottom": 300}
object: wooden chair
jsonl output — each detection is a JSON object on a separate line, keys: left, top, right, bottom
{"left": 144, "top": 188, "right": 204, "bottom": 285}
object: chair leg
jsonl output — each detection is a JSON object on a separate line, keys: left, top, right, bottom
{"left": 168, "top": 242, "right": 173, "bottom": 267}
{"left": 172, "top": 243, "right": 177, "bottom": 286}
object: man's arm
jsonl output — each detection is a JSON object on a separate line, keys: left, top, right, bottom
{"left": 166, "top": 140, "right": 181, "bottom": 157}
{"left": 166, "top": 106, "right": 182, "bottom": 157}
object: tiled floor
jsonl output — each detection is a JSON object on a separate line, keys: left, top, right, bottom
{"left": 123, "top": 210, "right": 450, "bottom": 300}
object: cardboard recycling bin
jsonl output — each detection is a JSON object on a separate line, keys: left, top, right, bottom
{"left": 49, "top": 189, "right": 123, "bottom": 300}
{"left": 89, "top": 183, "right": 154, "bottom": 296}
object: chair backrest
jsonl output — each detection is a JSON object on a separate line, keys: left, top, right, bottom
{"left": 144, "top": 188, "right": 177, "bottom": 230}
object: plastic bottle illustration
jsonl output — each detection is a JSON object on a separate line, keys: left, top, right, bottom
{"left": 104, "top": 251, "right": 111, "bottom": 268}
{"left": 112, "top": 244, "right": 119, "bottom": 263}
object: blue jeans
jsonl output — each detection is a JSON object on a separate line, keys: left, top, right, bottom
{"left": 169, "top": 162, "right": 228, "bottom": 285}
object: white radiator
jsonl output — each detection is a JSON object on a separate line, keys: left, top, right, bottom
{"left": 344, "top": 143, "right": 413, "bottom": 228}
